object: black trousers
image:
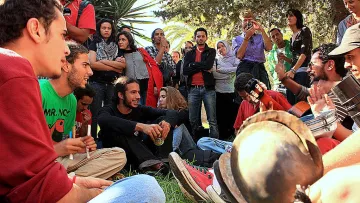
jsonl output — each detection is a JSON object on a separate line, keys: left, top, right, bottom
{"left": 216, "top": 92, "right": 239, "bottom": 140}
{"left": 102, "top": 131, "right": 173, "bottom": 170}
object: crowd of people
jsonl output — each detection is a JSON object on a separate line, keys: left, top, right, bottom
{"left": 2, "top": 0, "right": 360, "bottom": 202}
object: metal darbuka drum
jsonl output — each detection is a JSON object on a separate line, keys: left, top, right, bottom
{"left": 303, "top": 110, "right": 337, "bottom": 139}
{"left": 331, "top": 74, "right": 360, "bottom": 127}
{"left": 231, "top": 111, "right": 323, "bottom": 203}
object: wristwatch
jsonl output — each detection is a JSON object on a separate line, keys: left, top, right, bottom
{"left": 291, "top": 68, "right": 297, "bottom": 74}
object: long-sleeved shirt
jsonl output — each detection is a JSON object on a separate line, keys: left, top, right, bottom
{"left": 0, "top": 48, "right": 72, "bottom": 202}
{"left": 97, "top": 104, "right": 178, "bottom": 137}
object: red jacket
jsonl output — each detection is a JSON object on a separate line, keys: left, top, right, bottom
{"left": 138, "top": 48, "right": 163, "bottom": 107}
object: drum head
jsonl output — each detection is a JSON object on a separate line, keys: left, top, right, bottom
{"left": 231, "top": 111, "right": 323, "bottom": 203}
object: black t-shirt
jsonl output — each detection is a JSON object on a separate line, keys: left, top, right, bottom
{"left": 88, "top": 41, "right": 124, "bottom": 84}
{"left": 290, "top": 26, "right": 312, "bottom": 68}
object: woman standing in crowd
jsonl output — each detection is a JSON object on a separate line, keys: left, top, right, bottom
{"left": 173, "top": 41, "right": 194, "bottom": 99}
{"left": 89, "top": 19, "right": 125, "bottom": 137}
{"left": 158, "top": 86, "right": 220, "bottom": 167}
{"left": 212, "top": 40, "right": 240, "bottom": 140}
{"left": 285, "top": 9, "right": 312, "bottom": 105}
{"left": 117, "top": 31, "right": 163, "bottom": 107}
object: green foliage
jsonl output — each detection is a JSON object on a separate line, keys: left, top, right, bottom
{"left": 91, "top": 0, "right": 159, "bottom": 42}
{"left": 155, "top": 0, "right": 348, "bottom": 47}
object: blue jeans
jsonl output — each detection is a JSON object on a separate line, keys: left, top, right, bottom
{"left": 90, "top": 81, "right": 114, "bottom": 139}
{"left": 188, "top": 86, "right": 219, "bottom": 138}
{"left": 172, "top": 124, "right": 197, "bottom": 156}
{"left": 89, "top": 174, "right": 166, "bottom": 203}
{"left": 197, "top": 137, "right": 232, "bottom": 154}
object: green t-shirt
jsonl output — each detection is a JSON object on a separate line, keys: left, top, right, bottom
{"left": 267, "top": 40, "right": 292, "bottom": 85}
{"left": 39, "top": 79, "right": 76, "bottom": 142}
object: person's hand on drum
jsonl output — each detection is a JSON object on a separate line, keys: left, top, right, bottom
{"left": 307, "top": 84, "right": 335, "bottom": 118}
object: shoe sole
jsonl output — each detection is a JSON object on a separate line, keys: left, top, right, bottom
{"left": 206, "top": 185, "right": 226, "bottom": 203}
{"left": 169, "top": 152, "right": 210, "bottom": 202}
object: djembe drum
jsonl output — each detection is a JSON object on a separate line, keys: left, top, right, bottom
{"left": 230, "top": 111, "right": 323, "bottom": 203}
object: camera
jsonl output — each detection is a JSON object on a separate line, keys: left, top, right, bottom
{"left": 63, "top": 8, "right": 71, "bottom": 16}
{"left": 246, "top": 21, "right": 253, "bottom": 30}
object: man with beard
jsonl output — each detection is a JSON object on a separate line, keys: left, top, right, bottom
{"left": 145, "top": 28, "right": 176, "bottom": 86}
{"left": 97, "top": 76, "right": 179, "bottom": 173}
{"left": 40, "top": 42, "right": 126, "bottom": 179}
{"left": 183, "top": 27, "right": 219, "bottom": 138}
{"left": 276, "top": 43, "right": 352, "bottom": 143}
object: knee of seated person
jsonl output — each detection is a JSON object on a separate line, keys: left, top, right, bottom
{"left": 134, "top": 175, "right": 166, "bottom": 201}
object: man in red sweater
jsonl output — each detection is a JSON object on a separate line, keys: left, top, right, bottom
{"left": 0, "top": 1, "right": 165, "bottom": 202}
{"left": 233, "top": 73, "right": 292, "bottom": 134}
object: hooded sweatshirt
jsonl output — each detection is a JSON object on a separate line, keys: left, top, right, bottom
{"left": 212, "top": 40, "right": 240, "bottom": 93}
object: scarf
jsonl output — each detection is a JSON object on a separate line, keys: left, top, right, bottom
{"left": 96, "top": 39, "right": 118, "bottom": 61}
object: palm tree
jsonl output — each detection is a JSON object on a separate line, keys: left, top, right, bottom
{"left": 163, "top": 23, "right": 195, "bottom": 51}
{"left": 91, "top": 0, "right": 158, "bottom": 42}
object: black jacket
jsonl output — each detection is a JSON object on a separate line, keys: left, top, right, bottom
{"left": 183, "top": 44, "right": 216, "bottom": 89}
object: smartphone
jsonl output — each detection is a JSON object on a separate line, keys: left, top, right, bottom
{"left": 247, "top": 21, "right": 253, "bottom": 30}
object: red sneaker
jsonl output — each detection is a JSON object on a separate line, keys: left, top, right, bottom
{"left": 169, "top": 152, "right": 213, "bottom": 202}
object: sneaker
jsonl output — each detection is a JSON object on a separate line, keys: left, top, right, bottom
{"left": 169, "top": 152, "right": 212, "bottom": 202}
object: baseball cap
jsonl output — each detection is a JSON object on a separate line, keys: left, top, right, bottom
{"left": 330, "top": 23, "right": 360, "bottom": 56}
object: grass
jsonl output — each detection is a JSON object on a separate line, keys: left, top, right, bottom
{"left": 155, "top": 174, "right": 193, "bottom": 203}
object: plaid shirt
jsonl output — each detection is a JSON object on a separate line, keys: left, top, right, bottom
{"left": 145, "top": 45, "right": 176, "bottom": 76}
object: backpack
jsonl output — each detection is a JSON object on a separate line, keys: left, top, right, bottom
{"left": 77, "top": 0, "right": 92, "bottom": 48}
{"left": 76, "top": 0, "right": 91, "bottom": 27}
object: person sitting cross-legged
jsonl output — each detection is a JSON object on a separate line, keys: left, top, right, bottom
{"left": 40, "top": 43, "right": 126, "bottom": 179}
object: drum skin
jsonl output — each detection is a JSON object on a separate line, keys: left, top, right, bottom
{"left": 231, "top": 111, "right": 323, "bottom": 203}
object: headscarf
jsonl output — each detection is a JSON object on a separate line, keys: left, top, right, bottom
{"left": 216, "top": 40, "right": 238, "bottom": 68}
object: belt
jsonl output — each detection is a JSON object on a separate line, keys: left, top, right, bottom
{"left": 191, "top": 85, "right": 205, "bottom": 88}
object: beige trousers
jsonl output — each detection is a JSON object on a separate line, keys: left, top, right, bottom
{"left": 57, "top": 147, "right": 126, "bottom": 179}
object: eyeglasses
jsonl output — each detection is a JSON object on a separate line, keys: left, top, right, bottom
{"left": 308, "top": 60, "right": 328, "bottom": 69}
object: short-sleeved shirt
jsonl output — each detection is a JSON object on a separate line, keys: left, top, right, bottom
{"left": 290, "top": 27, "right": 312, "bottom": 68}
{"left": 267, "top": 40, "right": 292, "bottom": 85}
{"left": 232, "top": 33, "right": 266, "bottom": 63}
{"left": 40, "top": 80, "right": 77, "bottom": 143}
{"left": 63, "top": 0, "right": 96, "bottom": 37}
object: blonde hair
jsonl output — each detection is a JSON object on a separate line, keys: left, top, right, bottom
{"left": 241, "top": 10, "right": 255, "bottom": 20}
{"left": 160, "top": 86, "right": 188, "bottom": 111}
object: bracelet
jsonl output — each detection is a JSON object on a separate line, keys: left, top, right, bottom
{"left": 291, "top": 68, "right": 297, "bottom": 74}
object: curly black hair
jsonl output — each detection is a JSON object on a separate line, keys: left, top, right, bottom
{"left": 313, "top": 43, "right": 347, "bottom": 77}
{"left": 0, "top": 0, "right": 62, "bottom": 46}
{"left": 112, "top": 76, "right": 139, "bottom": 104}
{"left": 66, "top": 42, "right": 89, "bottom": 64}
{"left": 93, "top": 18, "right": 117, "bottom": 44}
{"left": 74, "top": 84, "right": 96, "bottom": 100}
{"left": 234, "top": 73, "right": 255, "bottom": 92}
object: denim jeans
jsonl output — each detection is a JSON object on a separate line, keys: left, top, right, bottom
{"left": 172, "top": 124, "right": 197, "bottom": 156}
{"left": 89, "top": 174, "right": 166, "bottom": 203}
{"left": 197, "top": 137, "right": 232, "bottom": 154}
{"left": 90, "top": 81, "right": 114, "bottom": 138}
{"left": 188, "top": 86, "right": 219, "bottom": 138}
